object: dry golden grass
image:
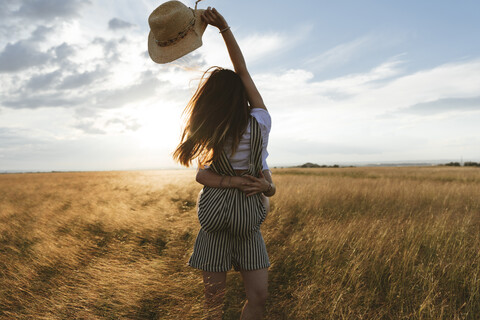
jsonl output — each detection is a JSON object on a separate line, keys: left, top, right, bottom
{"left": 0, "top": 167, "right": 479, "bottom": 319}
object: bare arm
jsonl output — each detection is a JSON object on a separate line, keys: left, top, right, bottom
{"left": 202, "top": 7, "right": 266, "bottom": 110}
{"left": 196, "top": 168, "right": 275, "bottom": 197}
{"left": 196, "top": 168, "right": 250, "bottom": 191}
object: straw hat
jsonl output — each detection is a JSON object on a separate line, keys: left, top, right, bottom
{"left": 148, "top": 1, "right": 207, "bottom": 64}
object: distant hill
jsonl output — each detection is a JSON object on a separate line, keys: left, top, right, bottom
{"left": 296, "top": 162, "right": 341, "bottom": 168}
{"left": 298, "top": 162, "right": 320, "bottom": 168}
{"left": 293, "top": 161, "right": 480, "bottom": 168}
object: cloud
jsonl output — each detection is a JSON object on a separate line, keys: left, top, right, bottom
{"left": 356, "top": 58, "right": 480, "bottom": 114}
{"left": 3, "top": 69, "right": 163, "bottom": 110}
{"left": 93, "top": 70, "right": 190, "bottom": 110}
{"left": 255, "top": 57, "right": 480, "bottom": 117}
{"left": 2, "top": 92, "right": 87, "bottom": 109}
{"left": 197, "top": 28, "right": 299, "bottom": 69}
{"left": 1, "top": 64, "right": 175, "bottom": 111}
{"left": 91, "top": 36, "right": 127, "bottom": 62}
{"left": 26, "top": 69, "right": 62, "bottom": 90}
{"left": 108, "top": 18, "right": 134, "bottom": 30}
{"left": 96, "top": 71, "right": 162, "bottom": 108}
{"left": 0, "top": 40, "right": 52, "bottom": 73}
{"left": 251, "top": 56, "right": 405, "bottom": 113}
{"left": 0, "top": 126, "right": 54, "bottom": 169}
{"left": 0, "top": 1, "right": 19, "bottom": 19}
{"left": 14, "top": 0, "right": 91, "bottom": 21}
{"left": 57, "top": 67, "right": 108, "bottom": 90}
{"left": 0, "top": 127, "right": 41, "bottom": 148}
{"left": 304, "top": 35, "right": 374, "bottom": 71}
{"left": 399, "top": 96, "right": 480, "bottom": 115}
{"left": 73, "top": 120, "right": 106, "bottom": 134}
{"left": 30, "top": 25, "right": 56, "bottom": 42}
{"left": 240, "top": 33, "right": 284, "bottom": 63}
{"left": 316, "top": 58, "right": 405, "bottom": 98}
{"left": 274, "top": 138, "right": 382, "bottom": 156}
{"left": 53, "top": 42, "right": 76, "bottom": 62}
{"left": 0, "top": 28, "right": 77, "bottom": 74}
{"left": 0, "top": 27, "right": 156, "bottom": 110}
{"left": 105, "top": 117, "right": 141, "bottom": 132}
{"left": 72, "top": 116, "right": 141, "bottom": 135}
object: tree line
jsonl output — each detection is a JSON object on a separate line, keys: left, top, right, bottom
{"left": 444, "top": 161, "right": 480, "bottom": 167}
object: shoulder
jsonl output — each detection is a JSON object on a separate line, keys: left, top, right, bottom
{"left": 250, "top": 108, "right": 271, "bottom": 131}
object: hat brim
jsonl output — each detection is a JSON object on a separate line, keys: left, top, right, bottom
{"left": 148, "top": 9, "right": 207, "bottom": 64}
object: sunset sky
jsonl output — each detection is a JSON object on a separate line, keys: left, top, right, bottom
{"left": 1, "top": 0, "right": 479, "bottom": 171}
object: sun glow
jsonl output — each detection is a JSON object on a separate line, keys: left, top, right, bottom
{"left": 129, "top": 101, "right": 184, "bottom": 150}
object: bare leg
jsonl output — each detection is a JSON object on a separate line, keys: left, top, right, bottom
{"left": 203, "top": 271, "right": 227, "bottom": 320}
{"left": 239, "top": 268, "right": 268, "bottom": 320}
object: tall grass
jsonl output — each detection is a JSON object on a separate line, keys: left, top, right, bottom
{"left": 0, "top": 167, "right": 479, "bottom": 319}
{"left": 265, "top": 167, "right": 479, "bottom": 319}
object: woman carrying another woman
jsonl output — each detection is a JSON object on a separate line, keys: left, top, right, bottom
{"left": 173, "top": 7, "right": 276, "bottom": 319}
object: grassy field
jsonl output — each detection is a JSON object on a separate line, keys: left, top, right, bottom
{"left": 0, "top": 167, "right": 479, "bottom": 319}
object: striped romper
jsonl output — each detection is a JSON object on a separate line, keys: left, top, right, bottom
{"left": 188, "top": 116, "right": 270, "bottom": 272}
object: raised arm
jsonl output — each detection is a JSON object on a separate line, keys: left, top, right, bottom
{"left": 202, "top": 8, "right": 266, "bottom": 110}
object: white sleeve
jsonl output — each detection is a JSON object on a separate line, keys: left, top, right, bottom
{"left": 250, "top": 108, "right": 271, "bottom": 136}
{"left": 250, "top": 108, "right": 271, "bottom": 170}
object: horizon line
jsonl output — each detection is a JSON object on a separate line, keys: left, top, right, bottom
{"left": 2, "top": 159, "right": 479, "bottom": 174}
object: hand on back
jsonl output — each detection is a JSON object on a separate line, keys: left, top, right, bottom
{"left": 241, "top": 171, "right": 271, "bottom": 197}
{"left": 231, "top": 176, "right": 252, "bottom": 193}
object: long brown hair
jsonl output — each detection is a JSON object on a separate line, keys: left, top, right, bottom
{"left": 173, "top": 67, "right": 250, "bottom": 167}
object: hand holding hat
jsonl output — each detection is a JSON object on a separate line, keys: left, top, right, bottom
{"left": 148, "top": 1, "right": 207, "bottom": 64}
{"left": 201, "top": 7, "right": 229, "bottom": 31}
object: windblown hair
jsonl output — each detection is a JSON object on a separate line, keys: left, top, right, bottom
{"left": 173, "top": 67, "right": 250, "bottom": 167}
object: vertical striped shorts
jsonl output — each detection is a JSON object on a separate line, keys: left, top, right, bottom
{"left": 188, "top": 188, "right": 270, "bottom": 272}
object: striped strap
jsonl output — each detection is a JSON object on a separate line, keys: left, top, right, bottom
{"left": 210, "top": 116, "right": 263, "bottom": 177}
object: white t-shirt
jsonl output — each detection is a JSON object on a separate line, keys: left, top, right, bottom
{"left": 223, "top": 108, "right": 271, "bottom": 170}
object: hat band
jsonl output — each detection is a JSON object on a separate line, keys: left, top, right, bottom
{"left": 155, "top": 13, "right": 196, "bottom": 47}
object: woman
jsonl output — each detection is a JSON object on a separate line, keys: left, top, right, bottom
{"left": 173, "top": 7, "right": 276, "bottom": 319}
